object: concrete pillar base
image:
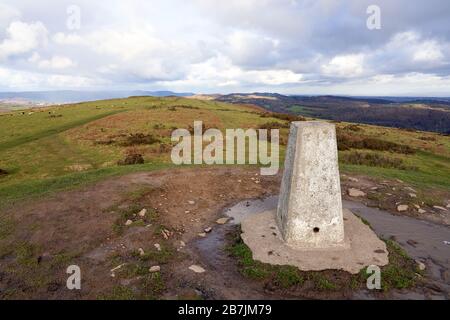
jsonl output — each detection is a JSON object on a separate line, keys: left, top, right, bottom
{"left": 240, "top": 209, "right": 389, "bottom": 274}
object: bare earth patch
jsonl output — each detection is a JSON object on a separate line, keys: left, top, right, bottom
{"left": 0, "top": 167, "right": 445, "bottom": 299}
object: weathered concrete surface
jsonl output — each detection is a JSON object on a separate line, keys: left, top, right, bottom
{"left": 277, "top": 121, "right": 344, "bottom": 248}
{"left": 241, "top": 209, "right": 389, "bottom": 274}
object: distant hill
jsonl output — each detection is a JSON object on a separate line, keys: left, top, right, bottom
{"left": 215, "top": 93, "right": 450, "bottom": 134}
{"left": 0, "top": 90, "right": 194, "bottom": 104}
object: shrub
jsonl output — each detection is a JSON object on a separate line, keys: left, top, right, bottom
{"left": 344, "top": 124, "right": 362, "bottom": 132}
{"left": 258, "top": 121, "right": 290, "bottom": 130}
{"left": 119, "top": 133, "right": 160, "bottom": 146}
{"left": 340, "top": 151, "right": 416, "bottom": 170}
{"left": 337, "top": 130, "right": 414, "bottom": 154}
{"left": 260, "top": 112, "right": 306, "bottom": 122}
{"left": 419, "top": 136, "right": 436, "bottom": 141}
{"left": 117, "top": 149, "right": 145, "bottom": 165}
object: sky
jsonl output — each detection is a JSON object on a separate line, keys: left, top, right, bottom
{"left": 0, "top": 0, "right": 450, "bottom": 96}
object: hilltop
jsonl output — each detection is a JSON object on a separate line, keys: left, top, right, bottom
{"left": 0, "top": 96, "right": 449, "bottom": 299}
{"left": 216, "top": 93, "right": 450, "bottom": 134}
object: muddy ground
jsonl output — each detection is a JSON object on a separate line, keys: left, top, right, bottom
{"left": 0, "top": 167, "right": 448, "bottom": 299}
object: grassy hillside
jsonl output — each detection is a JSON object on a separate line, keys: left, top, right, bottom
{"left": 0, "top": 96, "right": 449, "bottom": 207}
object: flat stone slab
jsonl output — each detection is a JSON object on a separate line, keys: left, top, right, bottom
{"left": 240, "top": 209, "right": 389, "bottom": 274}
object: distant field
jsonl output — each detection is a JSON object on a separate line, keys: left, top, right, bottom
{"left": 0, "top": 96, "right": 449, "bottom": 207}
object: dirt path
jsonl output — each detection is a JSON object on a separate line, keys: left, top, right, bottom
{"left": 0, "top": 166, "right": 448, "bottom": 299}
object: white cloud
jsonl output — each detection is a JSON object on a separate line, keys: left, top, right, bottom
{"left": 0, "top": 21, "right": 48, "bottom": 60}
{"left": 0, "top": 1, "right": 449, "bottom": 95}
{"left": 321, "top": 54, "right": 365, "bottom": 78}
{"left": 0, "top": 3, "right": 21, "bottom": 30}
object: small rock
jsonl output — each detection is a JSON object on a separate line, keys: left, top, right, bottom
{"left": 370, "top": 186, "right": 379, "bottom": 191}
{"left": 216, "top": 217, "right": 229, "bottom": 225}
{"left": 395, "top": 179, "right": 404, "bottom": 183}
{"left": 348, "top": 177, "right": 358, "bottom": 182}
{"left": 179, "top": 241, "right": 186, "bottom": 247}
{"left": 198, "top": 232, "right": 207, "bottom": 238}
{"left": 433, "top": 206, "right": 447, "bottom": 211}
{"left": 405, "top": 186, "right": 417, "bottom": 193}
{"left": 154, "top": 243, "right": 161, "bottom": 251}
{"left": 408, "top": 193, "right": 417, "bottom": 198}
{"left": 188, "top": 200, "right": 195, "bottom": 205}
{"left": 446, "top": 203, "right": 450, "bottom": 208}
{"left": 149, "top": 265, "right": 160, "bottom": 273}
{"left": 237, "top": 179, "right": 242, "bottom": 183}
{"left": 138, "top": 248, "right": 145, "bottom": 256}
{"left": 138, "top": 208, "right": 147, "bottom": 217}
{"left": 204, "top": 227, "right": 212, "bottom": 233}
{"left": 414, "top": 204, "right": 420, "bottom": 209}
{"left": 189, "top": 265, "right": 205, "bottom": 273}
{"left": 110, "top": 263, "right": 126, "bottom": 273}
{"left": 397, "top": 204, "right": 408, "bottom": 212}
{"left": 184, "top": 210, "right": 190, "bottom": 214}
{"left": 125, "top": 219, "right": 133, "bottom": 226}
{"left": 415, "top": 260, "right": 426, "bottom": 271}
{"left": 348, "top": 188, "right": 366, "bottom": 197}
{"left": 418, "top": 209, "right": 426, "bottom": 214}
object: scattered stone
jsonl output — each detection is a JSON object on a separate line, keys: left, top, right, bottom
{"left": 161, "top": 229, "right": 172, "bottom": 239}
{"left": 348, "top": 177, "right": 358, "bottom": 182}
{"left": 237, "top": 179, "right": 242, "bottom": 183}
{"left": 405, "top": 186, "right": 417, "bottom": 193}
{"left": 415, "top": 260, "right": 426, "bottom": 271}
{"left": 433, "top": 206, "right": 447, "bottom": 211}
{"left": 397, "top": 204, "right": 408, "bottom": 212}
{"left": 110, "top": 263, "right": 126, "bottom": 276}
{"left": 443, "top": 241, "right": 450, "bottom": 246}
{"left": 407, "top": 240, "right": 418, "bottom": 247}
{"left": 138, "top": 208, "right": 147, "bottom": 217}
{"left": 414, "top": 204, "right": 420, "bottom": 209}
{"left": 408, "top": 193, "right": 417, "bottom": 198}
{"left": 370, "top": 186, "right": 379, "bottom": 191}
{"left": 216, "top": 217, "right": 229, "bottom": 225}
{"left": 347, "top": 188, "right": 366, "bottom": 197}
{"left": 447, "top": 204, "right": 450, "bottom": 208}
{"left": 189, "top": 265, "right": 205, "bottom": 273}
{"left": 149, "top": 266, "right": 160, "bottom": 273}
{"left": 154, "top": 243, "right": 161, "bottom": 251}
{"left": 204, "top": 227, "right": 212, "bottom": 233}
{"left": 138, "top": 248, "right": 145, "bottom": 256}
{"left": 198, "top": 232, "right": 207, "bottom": 238}
{"left": 395, "top": 179, "right": 403, "bottom": 183}
{"left": 418, "top": 209, "right": 426, "bottom": 214}
{"left": 188, "top": 200, "right": 195, "bottom": 205}
{"left": 125, "top": 219, "right": 133, "bottom": 226}
{"left": 185, "top": 210, "right": 190, "bottom": 214}
{"left": 179, "top": 241, "right": 186, "bottom": 247}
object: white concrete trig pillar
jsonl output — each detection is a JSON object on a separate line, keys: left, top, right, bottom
{"left": 276, "top": 121, "right": 344, "bottom": 248}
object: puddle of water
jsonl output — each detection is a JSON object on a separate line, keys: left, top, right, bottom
{"left": 224, "top": 196, "right": 450, "bottom": 298}
{"left": 225, "top": 196, "right": 278, "bottom": 224}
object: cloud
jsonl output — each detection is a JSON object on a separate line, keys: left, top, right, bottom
{"left": 0, "top": 0, "right": 449, "bottom": 95}
{"left": 321, "top": 54, "right": 365, "bottom": 78}
{"left": 29, "top": 53, "right": 76, "bottom": 69}
{"left": 0, "top": 20, "right": 48, "bottom": 60}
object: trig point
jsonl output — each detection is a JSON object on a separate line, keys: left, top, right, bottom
{"left": 277, "top": 121, "right": 344, "bottom": 248}
{"left": 240, "top": 121, "right": 389, "bottom": 274}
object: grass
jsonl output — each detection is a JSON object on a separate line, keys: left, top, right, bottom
{"left": 0, "top": 96, "right": 448, "bottom": 210}
{"left": 0, "top": 162, "right": 172, "bottom": 210}
{"left": 227, "top": 228, "right": 421, "bottom": 294}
